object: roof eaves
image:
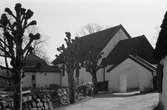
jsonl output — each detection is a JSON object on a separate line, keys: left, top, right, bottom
{"left": 80, "top": 24, "right": 122, "bottom": 38}
{"left": 24, "top": 64, "right": 61, "bottom": 73}
{"left": 129, "top": 55, "right": 157, "bottom": 71}
{"left": 107, "top": 54, "right": 157, "bottom": 72}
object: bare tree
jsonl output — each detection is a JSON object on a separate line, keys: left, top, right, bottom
{"left": 82, "top": 48, "right": 103, "bottom": 94}
{"left": 79, "top": 23, "right": 103, "bottom": 36}
{"left": 25, "top": 26, "right": 49, "bottom": 63}
{"left": 56, "top": 32, "right": 81, "bottom": 104}
{"left": 0, "top": 3, "right": 40, "bottom": 110}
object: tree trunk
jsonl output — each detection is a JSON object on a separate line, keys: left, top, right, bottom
{"left": 13, "top": 37, "right": 23, "bottom": 110}
{"left": 13, "top": 73, "right": 22, "bottom": 110}
{"left": 92, "top": 73, "right": 98, "bottom": 94}
{"left": 13, "top": 68, "right": 23, "bottom": 110}
{"left": 68, "top": 71, "right": 75, "bottom": 104}
{"left": 76, "top": 68, "right": 80, "bottom": 86}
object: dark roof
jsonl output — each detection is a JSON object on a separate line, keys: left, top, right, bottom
{"left": 24, "top": 65, "right": 60, "bottom": 73}
{"left": 103, "top": 35, "right": 158, "bottom": 71}
{"left": 24, "top": 54, "right": 60, "bottom": 73}
{"left": 52, "top": 24, "right": 131, "bottom": 65}
{"left": 52, "top": 54, "right": 64, "bottom": 65}
{"left": 24, "top": 54, "right": 47, "bottom": 66}
{"left": 78, "top": 24, "right": 131, "bottom": 54}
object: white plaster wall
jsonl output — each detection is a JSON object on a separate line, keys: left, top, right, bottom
{"left": 22, "top": 72, "right": 34, "bottom": 87}
{"left": 23, "top": 72, "right": 60, "bottom": 88}
{"left": 77, "top": 68, "right": 92, "bottom": 85}
{"left": 105, "top": 65, "right": 113, "bottom": 81}
{"left": 36, "top": 72, "right": 60, "bottom": 87}
{"left": 73, "top": 68, "right": 105, "bottom": 85}
{"left": 97, "top": 69, "right": 104, "bottom": 82}
{"left": 107, "top": 58, "right": 153, "bottom": 92}
{"left": 61, "top": 72, "right": 68, "bottom": 87}
{"left": 62, "top": 68, "right": 92, "bottom": 87}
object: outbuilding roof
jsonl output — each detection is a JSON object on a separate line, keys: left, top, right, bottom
{"left": 104, "top": 35, "right": 157, "bottom": 72}
{"left": 24, "top": 54, "right": 60, "bottom": 73}
{"left": 107, "top": 54, "right": 157, "bottom": 72}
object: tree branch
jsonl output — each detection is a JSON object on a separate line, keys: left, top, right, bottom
{"left": 23, "top": 39, "right": 33, "bottom": 54}
{"left": 0, "top": 38, "right": 10, "bottom": 49}
{"left": 0, "top": 46, "right": 12, "bottom": 58}
{"left": 0, "top": 25, "right": 13, "bottom": 31}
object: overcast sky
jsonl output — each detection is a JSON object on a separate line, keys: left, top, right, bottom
{"left": 0, "top": 0, "right": 167, "bottom": 61}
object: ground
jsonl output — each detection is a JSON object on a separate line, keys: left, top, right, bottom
{"left": 56, "top": 92, "right": 159, "bottom": 110}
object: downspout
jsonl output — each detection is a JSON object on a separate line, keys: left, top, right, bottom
{"left": 103, "top": 67, "right": 105, "bottom": 81}
{"left": 152, "top": 71, "right": 157, "bottom": 91}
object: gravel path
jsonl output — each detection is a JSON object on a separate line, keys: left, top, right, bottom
{"left": 56, "top": 92, "right": 159, "bottom": 110}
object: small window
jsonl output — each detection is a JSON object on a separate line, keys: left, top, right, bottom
{"left": 32, "top": 75, "right": 35, "bottom": 80}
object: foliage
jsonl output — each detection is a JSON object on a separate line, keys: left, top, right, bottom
{"left": 0, "top": 3, "right": 40, "bottom": 110}
{"left": 25, "top": 26, "right": 49, "bottom": 63}
{"left": 79, "top": 23, "right": 103, "bottom": 36}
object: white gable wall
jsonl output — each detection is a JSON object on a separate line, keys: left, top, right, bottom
{"left": 61, "top": 72, "right": 69, "bottom": 87}
{"left": 107, "top": 58, "right": 153, "bottom": 92}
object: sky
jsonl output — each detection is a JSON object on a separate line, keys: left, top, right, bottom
{"left": 0, "top": 0, "right": 167, "bottom": 62}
